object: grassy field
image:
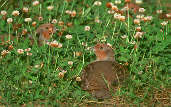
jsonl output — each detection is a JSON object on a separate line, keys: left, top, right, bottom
{"left": 0, "top": 0, "right": 170, "bottom": 106}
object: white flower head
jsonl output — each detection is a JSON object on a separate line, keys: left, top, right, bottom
{"left": 27, "top": 52, "right": 32, "bottom": 56}
{"left": 17, "top": 49, "right": 24, "bottom": 54}
{"left": 134, "top": 32, "right": 144, "bottom": 39}
{"left": 25, "top": 48, "right": 31, "bottom": 52}
{"left": 68, "top": 61, "right": 73, "bottom": 65}
{"left": 156, "top": 10, "right": 163, "bottom": 14}
{"left": 65, "top": 10, "right": 72, "bottom": 14}
{"left": 121, "top": 35, "right": 128, "bottom": 39}
{"left": 84, "top": 26, "right": 90, "bottom": 31}
{"left": 1, "top": 10, "right": 7, "bottom": 15}
{"left": 161, "top": 21, "right": 168, "bottom": 26}
{"left": 115, "top": 0, "right": 121, "bottom": 4}
{"left": 139, "top": 8, "right": 145, "bottom": 13}
{"left": 12, "top": 10, "right": 20, "bottom": 16}
{"left": 1, "top": 50, "right": 10, "bottom": 56}
{"left": 65, "top": 34, "right": 72, "bottom": 39}
{"left": 7, "top": 18, "right": 13, "bottom": 23}
{"left": 76, "top": 77, "right": 81, "bottom": 81}
{"left": 166, "top": 13, "right": 171, "bottom": 18}
{"left": 51, "top": 19, "right": 57, "bottom": 24}
{"left": 114, "top": 13, "right": 121, "bottom": 19}
{"left": 24, "top": 18, "right": 32, "bottom": 22}
{"left": 47, "top": 6, "right": 54, "bottom": 11}
{"left": 23, "top": 7, "right": 29, "bottom": 13}
{"left": 135, "top": 0, "right": 143, "bottom": 4}
{"left": 94, "top": 1, "right": 102, "bottom": 6}
{"left": 32, "top": 1, "right": 39, "bottom": 6}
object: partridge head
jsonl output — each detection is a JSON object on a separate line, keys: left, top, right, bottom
{"left": 124, "top": 3, "right": 140, "bottom": 14}
{"left": 36, "top": 23, "right": 56, "bottom": 46}
{"left": 94, "top": 43, "right": 115, "bottom": 61}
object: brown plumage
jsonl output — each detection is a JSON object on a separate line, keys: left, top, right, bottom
{"left": 28, "top": 23, "right": 56, "bottom": 46}
{"left": 81, "top": 43, "right": 128, "bottom": 99}
{"left": 0, "top": 23, "right": 56, "bottom": 46}
{"left": 124, "top": 3, "right": 140, "bottom": 14}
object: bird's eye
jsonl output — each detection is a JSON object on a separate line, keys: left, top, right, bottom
{"left": 99, "top": 46, "right": 103, "bottom": 50}
{"left": 45, "top": 27, "right": 49, "bottom": 29}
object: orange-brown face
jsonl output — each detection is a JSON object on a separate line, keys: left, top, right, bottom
{"left": 42, "top": 24, "right": 56, "bottom": 34}
{"left": 94, "top": 43, "right": 113, "bottom": 61}
{"left": 37, "top": 23, "right": 56, "bottom": 34}
{"left": 42, "top": 31, "right": 51, "bottom": 40}
{"left": 126, "top": 3, "right": 140, "bottom": 13}
{"left": 37, "top": 23, "right": 56, "bottom": 41}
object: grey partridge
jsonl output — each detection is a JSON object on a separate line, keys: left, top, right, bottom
{"left": 36, "top": 23, "right": 56, "bottom": 46}
{"left": 81, "top": 43, "right": 128, "bottom": 99}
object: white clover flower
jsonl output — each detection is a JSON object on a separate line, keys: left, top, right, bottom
{"left": 134, "top": 32, "right": 143, "bottom": 39}
{"left": 136, "top": 15, "right": 141, "bottom": 19}
{"left": 114, "top": 13, "right": 121, "bottom": 19}
{"left": 23, "top": 7, "right": 29, "bottom": 13}
{"left": 25, "top": 48, "right": 31, "bottom": 52}
{"left": 24, "top": 18, "right": 32, "bottom": 22}
{"left": 65, "top": 34, "right": 72, "bottom": 39}
{"left": 156, "top": 10, "right": 163, "bottom": 14}
{"left": 27, "top": 52, "right": 32, "bottom": 56}
{"left": 58, "top": 72, "right": 64, "bottom": 78}
{"left": 84, "top": 26, "right": 90, "bottom": 31}
{"left": 68, "top": 61, "right": 73, "bottom": 65}
{"left": 12, "top": 10, "right": 20, "bottom": 16}
{"left": 57, "top": 43, "right": 63, "bottom": 48}
{"left": 138, "top": 71, "right": 143, "bottom": 75}
{"left": 134, "top": 19, "right": 140, "bottom": 25}
{"left": 146, "top": 16, "right": 153, "bottom": 21}
{"left": 129, "top": 41, "right": 136, "bottom": 44}
{"left": 135, "top": 0, "right": 143, "bottom": 4}
{"left": 107, "top": 43, "right": 112, "bottom": 47}
{"left": 108, "top": 10, "right": 115, "bottom": 14}
{"left": 1, "top": 50, "right": 10, "bottom": 56}
{"left": 65, "top": 10, "right": 72, "bottom": 14}
{"left": 7, "top": 18, "right": 13, "bottom": 23}
{"left": 1, "top": 10, "right": 7, "bottom": 15}
{"left": 95, "top": 17, "right": 101, "bottom": 23}
{"left": 51, "top": 19, "right": 57, "bottom": 24}
{"left": 47, "top": 6, "right": 54, "bottom": 11}
{"left": 119, "top": 16, "right": 125, "bottom": 21}
{"left": 161, "top": 21, "right": 168, "bottom": 26}
{"left": 76, "top": 77, "right": 81, "bottom": 81}
{"left": 17, "top": 49, "right": 24, "bottom": 54}
{"left": 121, "top": 35, "right": 128, "bottom": 39}
{"left": 70, "top": 10, "right": 76, "bottom": 17}
{"left": 166, "top": 13, "right": 171, "bottom": 18}
{"left": 139, "top": 8, "right": 145, "bottom": 13}
{"left": 136, "top": 26, "right": 141, "bottom": 31}
{"left": 115, "top": 0, "right": 121, "bottom": 4}
{"left": 112, "top": 5, "right": 118, "bottom": 11}
{"left": 94, "top": 1, "right": 102, "bottom": 6}
{"left": 61, "top": 70, "right": 67, "bottom": 73}
{"left": 121, "top": 7, "right": 129, "bottom": 12}
{"left": 32, "top": 21, "right": 37, "bottom": 26}
{"left": 32, "top": 0, "right": 39, "bottom": 6}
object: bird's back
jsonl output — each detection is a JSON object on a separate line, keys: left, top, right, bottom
{"left": 81, "top": 61, "right": 128, "bottom": 99}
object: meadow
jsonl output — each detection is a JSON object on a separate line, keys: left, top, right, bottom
{"left": 0, "top": 0, "right": 170, "bottom": 106}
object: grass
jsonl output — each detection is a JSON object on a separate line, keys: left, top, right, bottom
{"left": 0, "top": 0, "right": 171, "bottom": 106}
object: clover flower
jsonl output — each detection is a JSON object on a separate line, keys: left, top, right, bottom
{"left": 12, "top": 10, "right": 20, "bottom": 16}
{"left": 17, "top": 49, "right": 24, "bottom": 54}
{"left": 65, "top": 34, "right": 72, "bottom": 39}
{"left": 84, "top": 26, "right": 90, "bottom": 31}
